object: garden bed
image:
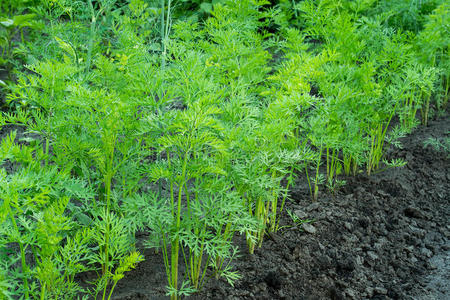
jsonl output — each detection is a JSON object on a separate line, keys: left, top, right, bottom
{"left": 106, "top": 112, "right": 449, "bottom": 300}
{"left": 1, "top": 2, "right": 449, "bottom": 299}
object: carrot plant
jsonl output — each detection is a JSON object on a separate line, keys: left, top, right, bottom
{"left": 160, "top": 0, "right": 295, "bottom": 255}
{"left": 262, "top": 107, "right": 313, "bottom": 233}
{"left": 1, "top": 0, "right": 449, "bottom": 298}
{"left": 201, "top": 0, "right": 273, "bottom": 96}
{"left": 5, "top": 52, "right": 146, "bottom": 298}
{"left": 226, "top": 95, "right": 314, "bottom": 250}
{"left": 133, "top": 98, "right": 255, "bottom": 298}
{"left": 395, "top": 63, "right": 437, "bottom": 130}
{"left": 371, "top": 0, "right": 444, "bottom": 33}
{"left": 299, "top": 2, "right": 413, "bottom": 178}
{"left": 298, "top": 0, "right": 343, "bottom": 45}
{"left": 415, "top": 3, "right": 449, "bottom": 119}
{"left": 0, "top": 130, "right": 95, "bottom": 299}
{"left": 266, "top": 34, "right": 335, "bottom": 199}
{"left": 2, "top": 2, "right": 172, "bottom": 295}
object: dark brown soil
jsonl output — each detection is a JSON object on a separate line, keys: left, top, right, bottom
{"left": 107, "top": 111, "right": 449, "bottom": 300}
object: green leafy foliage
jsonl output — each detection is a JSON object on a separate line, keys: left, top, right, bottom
{"left": 423, "top": 134, "right": 450, "bottom": 158}
{"left": 0, "top": 0, "right": 447, "bottom": 299}
{"left": 0, "top": 132, "right": 95, "bottom": 299}
{"left": 415, "top": 3, "right": 449, "bottom": 115}
{"left": 370, "top": 0, "right": 445, "bottom": 33}
{"left": 0, "top": 14, "right": 39, "bottom": 78}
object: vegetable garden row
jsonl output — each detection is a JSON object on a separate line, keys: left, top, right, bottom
{"left": 0, "top": 0, "right": 448, "bottom": 299}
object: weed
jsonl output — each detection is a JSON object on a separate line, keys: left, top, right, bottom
{"left": 423, "top": 134, "right": 450, "bottom": 157}
{"left": 286, "top": 209, "right": 314, "bottom": 229}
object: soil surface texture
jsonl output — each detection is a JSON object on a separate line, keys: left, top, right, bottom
{"left": 108, "top": 111, "right": 449, "bottom": 300}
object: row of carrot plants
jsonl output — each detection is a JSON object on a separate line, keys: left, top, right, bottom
{"left": 0, "top": 0, "right": 448, "bottom": 299}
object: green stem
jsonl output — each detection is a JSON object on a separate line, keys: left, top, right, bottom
{"left": 269, "top": 169, "right": 278, "bottom": 233}
{"left": 313, "top": 146, "right": 323, "bottom": 201}
{"left": 102, "top": 140, "right": 115, "bottom": 299}
{"left": 199, "top": 255, "right": 210, "bottom": 289}
{"left": 45, "top": 112, "right": 51, "bottom": 167}
{"left": 192, "top": 234, "right": 205, "bottom": 289}
{"left": 161, "top": 230, "right": 171, "bottom": 283}
{"left": 86, "top": 0, "right": 97, "bottom": 74}
{"left": 8, "top": 206, "right": 30, "bottom": 299}
{"left": 102, "top": 203, "right": 111, "bottom": 300}
{"left": 275, "top": 168, "right": 294, "bottom": 231}
{"left": 40, "top": 282, "right": 46, "bottom": 300}
{"left": 305, "top": 163, "right": 313, "bottom": 199}
{"left": 170, "top": 152, "right": 189, "bottom": 300}
{"left": 107, "top": 280, "right": 119, "bottom": 300}
{"left": 160, "top": 0, "right": 165, "bottom": 72}
{"left": 6, "top": 30, "right": 14, "bottom": 81}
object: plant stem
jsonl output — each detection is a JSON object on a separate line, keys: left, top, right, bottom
{"left": 107, "top": 280, "right": 119, "bottom": 300}
{"left": 102, "top": 138, "right": 115, "bottom": 299}
{"left": 8, "top": 206, "right": 30, "bottom": 299}
{"left": 305, "top": 163, "right": 313, "bottom": 199}
{"left": 86, "top": 0, "right": 97, "bottom": 74}
{"left": 313, "top": 146, "right": 323, "bottom": 201}
{"left": 160, "top": 0, "right": 165, "bottom": 72}
{"left": 40, "top": 282, "right": 46, "bottom": 300}
{"left": 46, "top": 71, "right": 55, "bottom": 166}
{"left": 170, "top": 153, "right": 189, "bottom": 300}
{"left": 275, "top": 168, "right": 294, "bottom": 231}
